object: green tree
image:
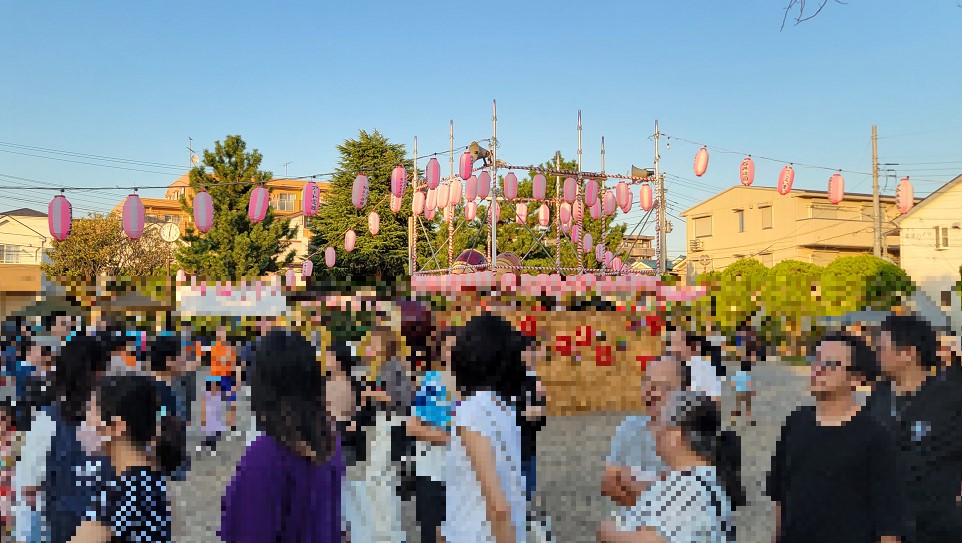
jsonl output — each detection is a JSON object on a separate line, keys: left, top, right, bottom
{"left": 763, "top": 260, "right": 823, "bottom": 354}
{"left": 820, "top": 255, "right": 914, "bottom": 314}
{"left": 418, "top": 153, "right": 627, "bottom": 274}
{"left": 175, "top": 135, "right": 296, "bottom": 279}
{"left": 307, "top": 130, "right": 417, "bottom": 281}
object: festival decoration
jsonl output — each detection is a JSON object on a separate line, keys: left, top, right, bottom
{"left": 459, "top": 151, "right": 473, "bottom": 180}
{"left": 611, "top": 256, "right": 623, "bottom": 272}
{"left": 532, "top": 174, "right": 546, "bottom": 201}
{"left": 390, "top": 193, "right": 402, "bottom": 214}
{"left": 424, "top": 204, "right": 436, "bottom": 220}
{"left": 574, "top": 200, "right": 584, "bottom": 223}
{"left": 582, "top": 232, "right": 593, "bottom": 253}
{"left": 193, "top": 190, "right": 214, "bottom": 233}
{"left": 324, "top": 246, "right": 336, "bottom": 268}
{"left": 449, "top": 179, "right": 463, "bottom": 207}
{"left": 639, "top": 184, "right": 653, "bottom": 212}
{"left": 465, "top": 201, "right": 477, "bottom": 221}
{"left": 285, "top": 269, "right": 296, "bottom": 286}
{"left": 352, "top": 174, "right": 369, "bottom": 209}
{"left": 828, "top": 172, "right": 845, "bottom": 204}
{"left": 303, "top": 181, "right": 321, "bottom": 217}
{"left": 248, "top": 186, "right": 270, "bottom": 223}
{"left": 595, "top": 243, "right": 604, "bottom": 262}
{"left": 538, "top": 204, "right": 550, "bottom": 227}
{"left": 604, "top": 250, "right": 613, "bottom": 268}
{"left": 739, "top": 157, "right": 755, "bottom": 187}
{"left": 590, "top": 199, "right": 602, "bottom": 220}
{"left": 425, "top": 158, "right": 441, "bottom": 189}
{"left": 619, "top": 185, "right": 633, "bottom": 213}
{"left": 616, "top": 182, "right": 629, "bottom": 209}
{"left": 515, "top": 202, "right": 528, "bottom": 225}
{"left": 477, "top": 171, "right": 491, "bottom": 199}
{"left": 896, "top": 177, "right": 914, "bottom": 215}
{"left": 344, "top": 229, "right": 356, "bottom": 252}
{"left": 302, "top": 259, "right": 313, "bottom": 277}
{"left": 412, "top": 191, "right": 425, "bottom": 215}
{"left": 391, "top": 165, "right": 406, "bottom": 198}
{"left": 777, "top": 165, "right": 795, "bottom": 196}
{"left": 694, "top": 146, "right": 709, "bottom": 177}
{"left": 426, "top": 187, "right": 438, "bottom": 211}
{"left": 465, "top": 175, "right": 477, "bottom": 201}
{"left": 438, "top": 183, "right": 450, "bottom": 209}
{"left": 560, "top": 202, "right": 572, "bottom": 225}
{"left": 368, "top": 211, "right": 380, "bottom": 235}
{"left": 602, "top": 191, "right": 616, "bottom": 216}
{"left": 503, "top": 172, "right": 518, "bottom": 200}
{"left": 585, "top": 179, "right": 599, "bottom": 207}
{"left": 564, "top": 178, "right": 577, "bottom": 203}
{"left": 122, "top": 193, "right": 145, "bottom": 240}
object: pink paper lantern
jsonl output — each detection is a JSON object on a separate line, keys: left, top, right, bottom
{"left": 352, "top": 174, "right": 369, "bottom": 209}
{"left": 515, "top": 202, "right": 528, "bottom": 225}
{"left": 443, "top": 205, "right": 453, "bottom": 222}
{"left": 303, "top": 181, "right": 321, "bottom": 217}
{"left": 477, "top": 171, "right": 491, "bottom": 199}
{"left": 615, "top": 182, "right": 630, "bottom": 209}
{"left": 612, "top": 256, "right": 623, "bottom": 273}
{"left": 412, "top": 191, "right": 425, "bottom": 215}
{"left": 193, "top": 190, "right": 214, "bottom": 233}
{"left": 590, "top": 199, "right": 602, "bottom": 220}
{"left": 538, "top": 204, "right": 550, "bottom": 227}
{"left": 459, "top": 151, "right": 473, "bottom": 180}
{"left": 585, "top": 179, "right": 599, "bottom": 207}
{"left": 777, "top": 165, "right": 795, "bottom": 196}
{"left": 122, "top": 194, "right": 145, "bottom": 240}
{"left": 563, "top": 178, "right": 577, "bottom": 204}
{"left": 595, "top": 243, "right": 605, "bottom": 262}
{"left": 464, "top": 175, "right": 478, "bottom": 201}
{"left": 390, "top": 193, "right": 402, "bottom": 214}
{"left": 896, "top": 177, "right": 914, "bottom": 215}
{"left": 325, "top": 246, "right": 336, "bottom": 268}
{"left": 425, "top": 158, "right": 441, "bottom": 190}
{"left": 560, "top": 202, "right": 572, "bottom": 225}
{"left": 368, "top": 211, "right": 380, "bottom": 235}
{"left": 302, "top": 259, "right": 314, "bottom": 277}
{"left": 449, "top": 179, "right": 463, "bottom": 207}
{"left": 571, "top": 224, "right": 581, "bottom": 244}
{"left": 465, "top": 201, "right": 477, "bottom": 221}
{"left": 573, "top": 200, "right": 585, "bottom": 223}
{"left": 532, "top": 174, "right": 546, "bottom": 201}
{"left": 694, "top": 146, "right": 709, "bottom": 177}
{"left": 620, "top": 186, "right": 633, "bottom": 213}
{"left": 582, "top": 232, "right": 593, "bottom": 254}
{"left": 426, "top": 188, "right": 438, "bottom": 211}
{"left": 503, "top": 172, "right": 518, "bottom": 200}
{"left": 285, "top": 269, "right": 296, "bottom": 286}
{"left": 739, "top": 157, "right": 755, "bottom": 187}
{"left": 604, "top": 250, "right": 613, "bottom": 268}
{"left": 248, "top": 186, "right": 270, "bottom": 223}
{"left": 344, "top": 229, "right": 356, "bottom": 252}
{"left": 828, "top": 172, "right": 845, "bottom": 205}
{"left": 640, "top": 184, "right": 654, "bottom": 212}
{"left": 424, "top": 205, "right": 436, "bottom": 220}
{"left": 437, "top": 184, "right": 450, "bottom": 209}
{"left": 176, "top": 269, "right": 187, "bottom": 282}
{"left": 603, "top": 191, "right": 617, "bottom": 216}
{"left": 561, "top": 222, "right": 571, "bottom": 235}
{"left": 391, "top": 166, "right": 406, "bottom": 198}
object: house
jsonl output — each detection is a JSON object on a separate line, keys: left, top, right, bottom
{"left": 618, "top": 234, "right": 655, "bottom": 261}
{"left": 894, "top": 173, "right": 962, "bottom": 331}
{"left": 112, "top": 174, "right": 330, "bottom": 261}
{"left": 680, "top": 185, "right": 914, "bottom": 273}
{"left": 0, "top": 208, "right": 54, "bottom": 317}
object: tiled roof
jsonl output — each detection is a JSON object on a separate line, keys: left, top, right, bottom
{"left": 0, "top": 208, "right": 46, "bottom": 217}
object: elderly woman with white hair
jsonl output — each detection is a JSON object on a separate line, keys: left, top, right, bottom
{"left": 599, "top": 391, "right": 741, "bottom": 543}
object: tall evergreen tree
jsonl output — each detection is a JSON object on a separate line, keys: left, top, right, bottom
{"left": 175, "top": 135, "right": 296, "bottom": 279}
{"left": 307, "top": 130, "right": 418, "bottom": 281}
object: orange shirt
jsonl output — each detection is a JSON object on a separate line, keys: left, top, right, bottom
{"left": 210, "top": 342, "right": 237, "bottom": 377}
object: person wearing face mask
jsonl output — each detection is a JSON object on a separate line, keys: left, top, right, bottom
{"left": 68, "top": 373, "right": 185, "bottom": 542}
{"left": 16, "top": 334, "right": 112, "bottom": 543}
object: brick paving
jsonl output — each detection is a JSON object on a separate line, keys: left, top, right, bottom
{"left": 173, "top": 360, "right": 813, "bottom": 543}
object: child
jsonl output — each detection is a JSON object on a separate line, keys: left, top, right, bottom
{"left": 68, "top": 373, "right": 185, "bottom": 542}
{"left": 731, "top": 336, "right": 762, "bottom": 426}
{"left": 201, "top": 376, "right": 227, "bottom": 454}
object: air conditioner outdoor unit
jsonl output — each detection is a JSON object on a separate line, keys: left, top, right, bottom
{"left": 689, "top": 240, "right": 703, "bottom": 252}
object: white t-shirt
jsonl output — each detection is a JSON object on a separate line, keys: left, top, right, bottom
{"left": 443, "top": 391, "right": 526, "bottom": 543}
{"left": 619, "top": 466, "right": 732, "bottom": 542}
{"left": 687, "top": 356, "right": 723, "bottom": 399}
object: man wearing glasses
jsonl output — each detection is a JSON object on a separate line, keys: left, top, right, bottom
{"left": 766, "top": 331, "right": 902, "bottom": 543}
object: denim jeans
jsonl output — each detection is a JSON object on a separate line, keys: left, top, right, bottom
{"left": 521, "top": 457, "right": 537, "bottom": 502}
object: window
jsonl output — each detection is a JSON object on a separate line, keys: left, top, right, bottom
{"left": 811, "top": 204, "right": 838, "bottom": 220}
{"left": 941, "top": 290, "right": 952, "bottom": 308}
{"left": 734, "top": 209, "right": 745, "bottom": 232}
{"left": 759, "top": 252, "right": 774, "bottom": 267}
{"left": 760, "top": 205, "right": 773, "bottom": 229}
{"left": 693, "top": 215, "right": 712, "bottom": 237}
{"left": 935, "top": 226, "right": 949, "bottom": 249}
{"left": 0, "top": 244, "right": 25, "bottom": 264}
{"left": 273, "top": 193, "right": 296, "bottom": 212}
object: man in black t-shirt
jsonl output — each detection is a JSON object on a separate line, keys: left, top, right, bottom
{"left": 866, "top": 315, "right": 962, "bottom": 542}
{"left": 767, "top": 331, "right": 902, "bottom": 543}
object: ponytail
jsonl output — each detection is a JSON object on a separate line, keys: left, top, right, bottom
{"left": 713, "top": 429, "right": 746, "bottom": 509}
{"left": 154, "top": 408, "right": 187, "bottom": 476}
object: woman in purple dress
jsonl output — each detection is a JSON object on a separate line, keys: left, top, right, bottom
{"left": 220, "top": 329, "right": 343, "bottom": 543}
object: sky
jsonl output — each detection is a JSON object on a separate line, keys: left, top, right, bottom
{"left": 1, "top": 0, "right": 960, "bottom": 259}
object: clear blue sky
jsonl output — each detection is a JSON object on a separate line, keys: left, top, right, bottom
{"left": 1, "top": 0, "right": 960, "bottom": 258}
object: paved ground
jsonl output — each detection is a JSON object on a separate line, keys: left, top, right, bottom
{"left": 173, "top": 360, "right": 813, "bottom": 542}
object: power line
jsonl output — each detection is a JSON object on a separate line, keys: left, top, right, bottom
{"left": 0, "top": 141, "right": 188, "bottom": 170}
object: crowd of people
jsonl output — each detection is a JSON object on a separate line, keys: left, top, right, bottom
{"left": 0, "top": 305, "right": 959, "bottom": 543}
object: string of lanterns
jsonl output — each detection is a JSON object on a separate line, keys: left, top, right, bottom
{"left": 681, "top": 137, "right": 915, "bottom": 215}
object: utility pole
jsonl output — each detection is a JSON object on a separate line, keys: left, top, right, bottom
{"left": 872, "top": 125, "right": 881, "bottom": 257}
{"left": 655, "top": 121, "right": 667, "bottom": 275}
